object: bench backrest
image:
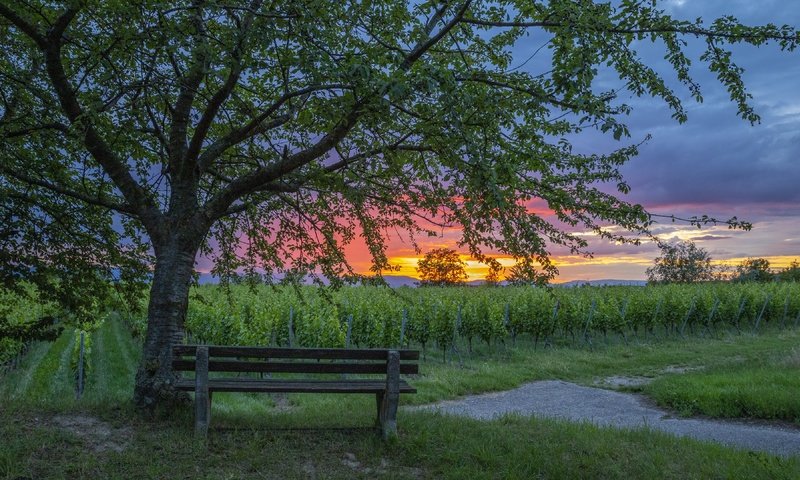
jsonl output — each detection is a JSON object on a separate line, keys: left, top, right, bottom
{"left": 173, "top": 345, "right": 419, "bottom": 375}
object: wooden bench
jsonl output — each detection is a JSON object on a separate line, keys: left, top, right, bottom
{"left": 172, "top": 345, "right": 419, "bottom": 440}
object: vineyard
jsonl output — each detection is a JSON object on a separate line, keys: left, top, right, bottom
{"left": 0, "top": 284, "right": 98, "bottom": 389}
{"left": 7, "top": 281, "right": 800, "bottom": 365}
{"left": 121, "top": 282, "right": 800, "bottom": 357}
{"left": 0, "top": 284, "right": 60, "bottom": 366}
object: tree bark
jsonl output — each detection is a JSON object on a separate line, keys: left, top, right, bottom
{"left": 133, "top": 238, "right": 198, "bottom": 408}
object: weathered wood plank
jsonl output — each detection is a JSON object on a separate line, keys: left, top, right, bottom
{"left": 173, "top": 345, "right": 420, "bottom": 360}
{"left": 175, "top": 378, "right": 416, "bottom": 394}
{"left": 172, "top": 359, "right": 419, "bottom": 375}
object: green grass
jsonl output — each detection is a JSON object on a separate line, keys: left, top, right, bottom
{"left": 3, "top": 320, "right": 800, "bottom": 478}
{"left": 408, "top": 328, "right": 800, "bottom": 408}
{"left": 84, "top": 317, "right": 140, "bottom": 405}
{"left": 10, "top": 327, "right": 76, "bottom": 405}
{"left": 645, "top": 347, "right": 800, "bottom": 422}
{"left": 1, "top": 405, "right": 798, "bottom": 479}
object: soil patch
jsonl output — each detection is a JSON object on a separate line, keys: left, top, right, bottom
{"left": 661, "top": 365, "right": 704, "bottom": 374}
{"left": 594, "top": 375, "right": 652, "bottom": 388}
{"left": 51, "top": 414, "right": 132, "bottom": 453}
{"left": 340, "top": 452, "right": 424, "bottom": 478}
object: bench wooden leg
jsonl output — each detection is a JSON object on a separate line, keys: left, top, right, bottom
{"left": 379, "top": 350, "right": 400, "bottom": 441}
{"left": 379, "top": 389, "right": 399, "bottom": 440}
{"left": 195, "top": 388, "right": 212, "bottom": 436}
{"left": 195, "top": 346, "right": 211, "bottom": 436}
{"left": 375, "top": 392, "right": 384, "bottom": 426}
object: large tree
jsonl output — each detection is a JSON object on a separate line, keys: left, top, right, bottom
{"left": 1, "top": 1, "right": 796, "bottom": 407}
{"left": 417, "top": 248, "right": 468, "bottom": 286}
{"left": 646, "top": 240, "right": 716, "bottom": 284}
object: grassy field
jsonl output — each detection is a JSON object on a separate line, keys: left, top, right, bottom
{"left": 1, "top": 318, "right": 799, "bottom": 478}
{"left": 645, "top": 348, "right": 800, "bottom": 423}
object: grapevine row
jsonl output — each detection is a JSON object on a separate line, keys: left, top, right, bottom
{"left": 174, "top": 282, "right": 800, "bottom": 351}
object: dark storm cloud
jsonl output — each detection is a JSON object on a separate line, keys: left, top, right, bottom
{"left": 543, "top": 1, "right": 800, "bottom": 221}
{"left": 619, "top": 100, "right": 800, "bottom": 209}
{"left": 619, "top": 1, "right": 800, "bottom": 215}
{"left": 504, "top": 3, "right": 800, "bottom": 247}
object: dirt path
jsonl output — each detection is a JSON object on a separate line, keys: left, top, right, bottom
{"left": 410, "top": 380, "right": 800, "bottom": 458}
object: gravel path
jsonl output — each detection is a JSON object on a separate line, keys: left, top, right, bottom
{"left": 410, "top": 380, "right": 800, "bottom": 457}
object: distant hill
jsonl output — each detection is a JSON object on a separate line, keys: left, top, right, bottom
{"left": 197, "top": 272, "right": 217, "bottom": 285}
{"left": 195, "top": 273, "right": 646, "bottom": 288}
{"left": 380, "top": 276, "right": 419, "bottom": 287}
{"left": 554, "top": 279, "right": 647, "bottom": 288}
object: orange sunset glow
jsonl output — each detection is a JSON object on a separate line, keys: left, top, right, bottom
{"left": 370, "top": 253, "right": 800, "bottom": 283}
{"left": 335, "top": 218, "right": 800, "bottom": 283}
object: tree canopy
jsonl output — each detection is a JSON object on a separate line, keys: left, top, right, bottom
{"left": 778, "top": 260, "right": 800, "bottom": 282}
{"left": 646, "top": 240, "right": 716, "bottom": 284}
{"left": 733, "top": 258, "right": 773, "bottom": 283}
{"left": 484, "top": 258, "right": 504, "bottom": 286}
{"left": 417, "top": 248, "right": 468, "bottom": 286}
{"left": 1, "top": 0, "right": 797, "bottom": 406}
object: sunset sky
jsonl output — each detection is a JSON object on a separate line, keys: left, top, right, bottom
{"left": 191, "top": 1, "right": 799, "bottom": 283}
{"left": 371, "top": 0, "right": 800, "bottom": 282}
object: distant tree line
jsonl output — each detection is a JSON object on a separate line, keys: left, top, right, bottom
{"left": 416, "top": 248, "right": 551, "bottom": 286}
{"left": 417, "top": 243, "right": 799, "bottom": 286}
{"left": 646, "top": 240, "right": 799, "bottom": 284}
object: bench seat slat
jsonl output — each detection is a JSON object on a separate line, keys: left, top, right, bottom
{"left": 172, "top": 359, "right": 418, "bottom": 375}
{"left": 175, "top": 378, "right": 417, "bottom": 394}
{"left": 173, "top": 345, "right": 419, "bottom": 360}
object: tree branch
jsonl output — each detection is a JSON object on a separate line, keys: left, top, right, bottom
{"left": 196, "top": 83, "right": 348, "bottom": 173}
{"left": 203, "top": 2, "right": 474, "bottom": 221}
{"left": 0, "top": 4, "right": 46, "bottom": 48}
{"left": 462, "top": 17, "right": 799, "bottom": 43}
{"left": 218, "top": 142, "right": 433, "bottom": 217}
{"left": 185, "top": 0, "right": 263, "bottom": 169}
{"left": 38, "top": 6, "right": 159, "bottom": 226}
{"left": 454, "top": 75, "right": 621, "bottom": 114}
{"left": 323, "top": 143, "right": 433, "bottom": 174}
{"left": 2, "top": 122, "right": 70, "bottom": 138}
{"left": 0, "top": 164, "right": 136, "bottom": 215}
{"left": 649, "top": 213, "right": 752, "bottom": 231}
{"left": 168, "top": 0, "right": 209, "bottom": 177}
{"left": 203, "top": 102, "right": 364, "bottom": 219}
{"left": 401, "top": 1, "right": 473, "bottom": 70}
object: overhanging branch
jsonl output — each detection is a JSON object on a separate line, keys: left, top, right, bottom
{"left": 185, "top": 0, "right": 263, "bottom": 168}
{"left": 462, "top": 17, "right": 799, "bottom": 43}
{"left": 0, "top": 4, "right": 46, "bottom": 48}
{"left": 0, "top": 164, "right": 136, "bottom": 215}
{"left": 203, "top": 101, "right": 364, "bottom": 219}
{"left": 196, "top": 83, "right": 350, "bottom": 173}
{"left": 35, "top": 6, "right": 160, "bottom": 226}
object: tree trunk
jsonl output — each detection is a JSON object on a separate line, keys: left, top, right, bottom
{"left": 133, "top": 241, "right": 197, "bottom": 409}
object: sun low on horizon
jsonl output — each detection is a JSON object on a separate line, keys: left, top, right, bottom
{"left": 343, "top": 232, "right": 800, "bottom": 284}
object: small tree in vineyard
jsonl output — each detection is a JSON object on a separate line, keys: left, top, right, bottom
{"left": 646, "top": 241, "right": 716, "bottom": 283}
{"left": 778, "top": 260, "right": 800, "bottom": 282}
{"left": 484, "top": 259, "right": 504, "bottom": 286}
{"left": 733, "top": 258, "right": 774, "bottom": 283}
{"left": 417, "top": 249, "right": 468, "bottom": 286}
